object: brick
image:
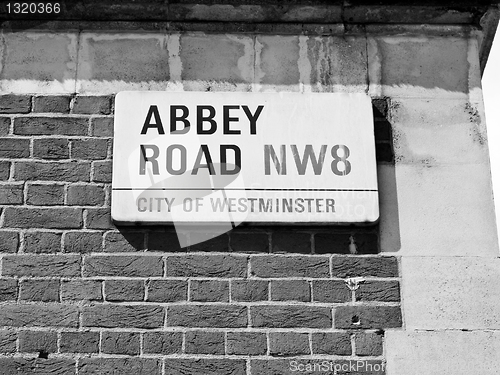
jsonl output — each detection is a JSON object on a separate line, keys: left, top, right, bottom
{"left": 0, "top": 304, "right": 78, "bottom": 327}
{"left": 250, "top": 255, "right": 329, "bottom": 278}
{"left": 20, "top": 279, "right": 60, "bottom": 302}
{"left": 92, "top": 160, "right": 112, "bottom": 182}
{"left": 271, "top": 232, "right": 311, "bottom": 253}
{"left": 26, "top": 183, "right": 65, "bottom": 205}
{"left": 0, "top": 161, "right": 10, "bottom": 180}
{"left": 91, "top": 117, "right": 114, "bottom": 136}
{"left": 231, "top": 279, "right": 268, "bottom": 302}
{"left": 180, "top": 34, "right": 251, "bottom": 92}
{"left": 0, "top": 358, "right": 76, "bottom": 375}
{"left": 0, "top": 138, "right": 30, "bottom": 158}
{"left": 0, "top": 117, "right": 10, "bottom": 135}
{"left": 148, "top": 231, "right": 182, "bottom": 251}
{"left": 331, "top": 256, "right": 399, "bottom": 278}
{"left": 106, "top": 279, "right": 144, "bottom": 301}
{"left": 33, "top": 138, "right": 70, "bottom": 159}
{"left": 314, "top": 232, "right": 351, "bottom": 254}
{"left": 19, "top": 330, "right": 57, "bottom": 353}
{"left": 227, "top": 332, "right": 267, "bottom": 355}
{"left": 271, "top": 280, "right": 310, "bottom": 302}
{"left": 313, "top": 280, "right": 351, "bottom": 303}
{"left": 84, "top": 255, "right": 163, "bottom": 277}
{"left": 191, "top": 280, "right": 229, "bottom": 302}
{"left": 60, "top": 331, "right": 99, "bottom": 353}
{"left": 355, "top": 332, "right": 383, "bottom": 356}
{"left": 188, "top": 232, "right": 229, "bottom": 252}
{"left": 13, "top": 117, "right": 88, "bottom": 135}
{"left": 72, "top": 96, "right": 112, "bottom": 115}
{"left": 269, "top": 332, "right": 310, "bottom": 356}
{"left": 85, "top": 207, "right": 114, "bottom": 229}
{"left": 0, "top": 231, "right": 18, "bottom": 253}
{"left": 252, "top": 306, "right": 331, "bottom": 328}
{"left": 0, "top": 279, "right": 17, "bottom": 301}
{"left": 230, "top": 232, "right": 269, "bottom": 253}
{"left": 0, "top": 330, "right": 16, "bottom": 353}
{"left": 143, "top": 332, "right": 182, "bottom": 354}
{"left": 164, "top": 359, "right": 246, "bottom": 375}
{"left": 14, "top": 161, "right": 90, "bottom": 182}
{"left": 3, "top": 255, "right": 81, "bottom": 277}
{"left": 61, "top": 280, "right": 102, "bottom": 301}
{"left": 166, "top": 255, "right": 246, "bottom": 277}
{"left": 168, "top": 305, "right": 247, "bottom": 328}
{"left": 71, "top": 138, "right": 108, "bottom": 160}
{"left": 312, "top": 332, "right": 352, "bottom": 355}
{"left": 64, "top": 231, "right": 102, "bottom": 253}
{"left": 102, "top": 331, "right": 140, "bottom": 355}
{"left": 82, "top": 305, "right": 164, "bottom": 328}
{"left": 147, "top": 279, "right": 187, "bottom": 302}
{"left": 79, "top": 358, "right": 160, "bottom": 375}
{"left": 105, "top": 231, "right": 145, "bottom": 252}
{"left": 67, "top": 184, "right": 105, "bottom": 205}
{"left": 3, "top": 207, "right": 83, "bottom": 229}
{"left": 185, "top": 331, "right": 225, "bottom": 355}
{"left": 23, "top": 231, "right": 62, "bottom": 253}
{"left": 356, "top": 280, "right": 400, "bottom": 302}
{"left": 0, "top": 95, "right": 31, "bottom": 113}
{"left": 0, "top": 183, "right": 23, "bottom": 204}
{"left": 33, "top": 95, "right": 71, "bottom": 113}
{"left": 335, "top": 306, "right": 402, "bottom": 329}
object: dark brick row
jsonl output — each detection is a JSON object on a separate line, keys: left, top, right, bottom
{"left": 0, "top": 303, "right": 400, "bottom": 330}
{"left": 0, "top": 329, "right": 383, "bottom": 358}
{"left": 0, "top": 94, "right": 113, "bottom": 115}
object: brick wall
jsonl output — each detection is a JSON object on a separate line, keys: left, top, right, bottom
{"left": 0, "top": 94, "right": 400, "bottom": 374}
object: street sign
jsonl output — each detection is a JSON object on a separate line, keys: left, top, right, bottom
{"left": 111, "top": 92, "right": 379, "bottom": 225}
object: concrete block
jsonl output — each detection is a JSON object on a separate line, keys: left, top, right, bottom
{"left": 379, "top": 164, "right": 498, "bottom": 256}
{"left": 373, "top": 36, "right": 469, "bottom": 98}
{"left": 386, "top": 330, "right": 500, "bottom": 375}
{"left": 255, "top": 35, "right": 300, "bottom": 92}
{"left": 76, "top": 33, "right": 169, "bottom": 93}
{"left": 390, "top": 98, "right": 490, "bottom": 165}
{"left": 401, "top": 257, "right": 500, "bottom": 329}
{"left": 180, "top": 34, "right": 254, "bottom": 92}
{"left": 0, "top": 32, "right": 78, "bottom": 93}
{"left": 306, "top": 36, "right": 367, "bottom": 93}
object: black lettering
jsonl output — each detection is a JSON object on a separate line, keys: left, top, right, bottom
{"left": 197, "top": 105, "right": 216, "bottom": 135}
{"left": 139, "top": 145, "right": 159, "bottom": 175}
{"left": 220, "top": 145, "right": 241, "bottom": 175}
{"left": 242, "top": 105, "right": 264, "bottom": 135}
{"left": 192, "top": 145, "right": 215, "bottom": 175}
{"left": 170, "top": 105, "right": 190, "bottom": 134}
{"left": 141, "top": 105, "right": 165, "bottom": 135}
{"left": 223, "top": 105, "right": 240, "bottom": 134}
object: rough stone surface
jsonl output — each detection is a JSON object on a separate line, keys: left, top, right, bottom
{"left": 231, "top": 279, "right": 268, "bottom": 302}
{"left": 271, "top": 280, "right": 310, "bottom": 302}
{"left": 102, "top": 331, "right": 140, "bottom": 355}
{"left": 19, "top": 330, "right": 58, "bottom": 353}
{"left": 190, "top": 280, "right": 229, "bottom": 302}
{"left": 14, "top": 117, "right": 88, "bottom": 136}
{"left": 3, "top": 255, "right": 81, "bottom": 277}
{"left": 0, "top": 330, "right": 16, "bottom": 353}
{"left": 312, "top": 280, "right": 351, "bottom": 303}
{"left": 61, "top": 280, "right": 102, "bottom": 301}
{"left": 0, "top": 358, "right": 76, "bottom": 375}
{"left": 105, "top": 279, "right": 144, "bottom": 302}
{"left": 79, "top": 358, "right": 160, "bottom": 375}
{"left": 402, "top": 257, "right": 500, "bottom": 329}
{"left": 312, "top": 332, "right": 352, "bottom": 355}
{"left": 60, "top": 331, "right": 99, "bottom": 353}
{"left": 23, "top": 231, "right": 62, "bottom": 253}
{"left": 2, "top": 207, "right": 83, "bottom": 229}
{"left": 386, "top": 331, "right": 500, "bottom": 375}
{"left": 335, "top": 306, "right": 402, "bottom": 329}
{"left": 330, "top": 256, "right": 398, "bottom": 278}
{"left": 20, "top": 279, "right": 60, "bottom": 302}
{"left": 14, "top": 161, "right": 90, "bottom": 182}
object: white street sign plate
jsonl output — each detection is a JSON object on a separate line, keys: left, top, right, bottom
{"left": 112, "top": 92, "right": 379, "bottom": 225}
